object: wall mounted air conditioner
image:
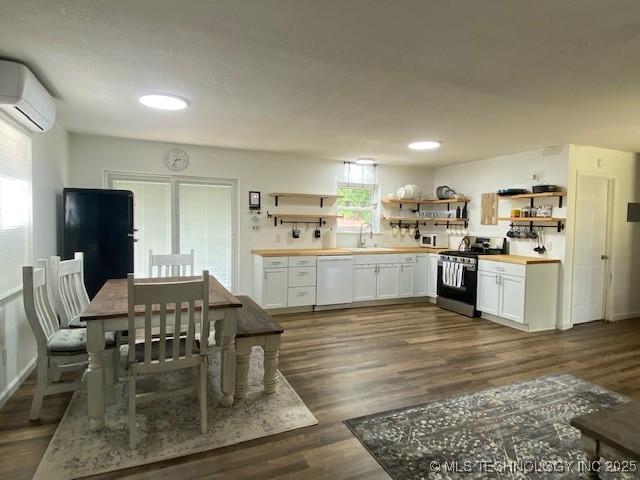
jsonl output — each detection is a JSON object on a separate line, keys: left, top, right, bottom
{"left": 0, "top": 60, "right": 55, "bottom": 132}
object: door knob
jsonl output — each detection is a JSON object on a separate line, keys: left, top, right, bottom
{"left": 601, "top": 254, "right": 609, "bottom": 260}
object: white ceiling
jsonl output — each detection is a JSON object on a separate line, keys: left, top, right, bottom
{"left": 2, "top": 0, "right": 640, "bottom": 166}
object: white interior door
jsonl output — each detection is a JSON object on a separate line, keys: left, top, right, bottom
{"left": 572, "top": 174, "right": 611, "bottom": 324}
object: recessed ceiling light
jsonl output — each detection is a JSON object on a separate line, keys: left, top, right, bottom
{"left": 355, "top": 158, "right": 376, "bottom": 165}
{"left": 408, "top": 140, "right": 441, "bottom": 151}
{"left": 138, "top": 94, "right": 188, "bottom": 110}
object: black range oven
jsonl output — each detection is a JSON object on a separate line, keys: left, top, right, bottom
{"left": 436, "top": 252, "right": 479, "bottom": 317}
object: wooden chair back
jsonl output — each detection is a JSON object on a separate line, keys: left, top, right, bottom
{"left": 23, "top": 260, "right": 60, "bottom": 349}
{"left": 148, "top": 249, "right": 195, "bottom": 277}
{"left": 127, "top": 271, "right": 209, "bottom": 369}
{"left": 49, "top": 253, "right": 90, "bottom": 328}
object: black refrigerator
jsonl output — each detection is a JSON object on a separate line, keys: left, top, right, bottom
{"left": 63, "top": 188, "right": 134, "bottom": 298}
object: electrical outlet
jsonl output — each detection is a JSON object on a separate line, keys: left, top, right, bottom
{"left": 1, "top": 348, "right": 7, "bottom": 367}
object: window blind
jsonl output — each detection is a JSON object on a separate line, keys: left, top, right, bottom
{"left": 0, "top": 117, "right": 31, "bottom": 297}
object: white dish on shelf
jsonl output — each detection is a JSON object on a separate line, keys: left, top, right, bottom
{"left": 396, "top": 187, "right": 406, "bottom": 199}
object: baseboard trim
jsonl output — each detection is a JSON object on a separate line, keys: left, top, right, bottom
{"left": 610, "top": 311, "right": 640, "bottom": 322}
{"left": 0, "top": 355, "right": 36, "bottom": 410}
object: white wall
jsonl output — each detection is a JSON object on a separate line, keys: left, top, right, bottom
{"left": 433, "top": 146, "right": 569, "bottom": 257}
{"left": 565, "top": 145, "right": 640, "bottom": 324}
{"left": 67, "top": 133, "right": 434, "bottom": 294}
{"left": 0, "top": 121, "right": 68, "bottom": 408}
{"left": 433, "top": 146, "right": 570, "bottom": 327}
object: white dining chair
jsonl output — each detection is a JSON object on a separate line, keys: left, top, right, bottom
{"left": 126, "top": 271, "right": 210, "bottom": 449}
{"left": 49, "top": 253, "right": 90, "bottom": 328}
{"left": 23, "top": 260, "right": 118, "bottom": 421}
{"left": 148, "top": 249, "right": 195, "bottom": 277}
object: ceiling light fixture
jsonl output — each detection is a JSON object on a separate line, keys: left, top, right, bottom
{"left": 138, "top": 94, "right": 188, "bottom": 110}
{"left": 355, "top": 158, "right": 376, "bottom": 165}
{"left": 408, "top": 140, "right": 441, "bottom": 151}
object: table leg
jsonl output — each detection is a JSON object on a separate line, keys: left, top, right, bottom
{"left": 234, "top": 338, "right": 251, "bottom": 400}
{"left": 263, "top": 335, "right": 280, "bottom": 394}
{"left": 87, "top": 321, "right": 106, "bottom": 431}
{"left": 581, "top": 435, "right": 600, "bottom": 480}
{"left": 220, "top": 308, "right": 237, "bottom": 407}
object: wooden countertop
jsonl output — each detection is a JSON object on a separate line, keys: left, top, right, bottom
{"left": 252, "top": 247, "right": 448, "bottom": 257}
{"left": 477, "top": 254, "right": 561, "bottom": 265}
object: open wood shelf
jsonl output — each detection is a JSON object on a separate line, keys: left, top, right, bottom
{"left": 382, "top": 197, "right": 469, "bottom": 206}
{"left": 269, "top": 192, "right": 342, "bottom": 207}
{"left": 498, "top": 191, "right": 566, "bottom": 200}
{"left": 383, "top": 216, "right": 468, "bottom": 222}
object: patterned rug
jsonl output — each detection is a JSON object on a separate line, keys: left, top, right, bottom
{"left": 345, "top": 374, "right": 639, "bottom": 479}
{"left": 34, "top": 347, "right": 317, "bottom": 480}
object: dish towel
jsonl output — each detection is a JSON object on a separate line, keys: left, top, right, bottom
{"left": 442, "top": 262, "right": 465, "bottom": 288}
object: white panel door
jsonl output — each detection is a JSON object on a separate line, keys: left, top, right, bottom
{"left": 499, "top": 274, "right": 526, "bottom": 323}
{"left": 572, "top": 175, "right": 610, "bottom": 324}
{"left": 427, "top": 255, "right": 439, "bottom": 298}
{"left": 353, "top": 264, "right": 377, "bottom": 302}
{"left": 477, "top": 271, "right": 500, "bottom": 315}
{"left": 263, "top": 268, "right": 288, "bottom": 309}
{"left": 399, "top": 264, "right": 415, "bottom": 297}
{"left": 414, "top": 255, "right": 428, "bottom": 296}
{"left": 377, "top": 264, "right": 400, "bottom": 299}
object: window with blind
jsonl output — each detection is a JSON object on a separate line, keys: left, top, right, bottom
{"left": 0, "top": 117, "right": 31, "bottom": 298}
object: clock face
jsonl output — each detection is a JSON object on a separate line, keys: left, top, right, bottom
{"left": 165, "top": 148, "right": 189, "bottom": 171}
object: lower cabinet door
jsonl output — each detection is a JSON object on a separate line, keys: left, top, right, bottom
{"left": 414, "top": 255, "right": 428, "bottom": 296}
{"left": 499, "top": 274, "right": 526, "bottom": 323}
{"left": 399, "top": 263, "right": 415, "bottom": 297}
{"left": 288, "top": 286, "right": 316, "bottom": 307}
{"left": 427, "top": 255, "right": 439, "bottom": 298}
{"left": 353, "top": 265, "right": 377, "bottom": 302}
{"left": 262, "top": 268, "right": 288, "bottom": 309}
{"left": 377, "top": 264, "right": 400, "bottom": 299}
{"left": 477, "top": 270, "right": 500, "bottom": 315}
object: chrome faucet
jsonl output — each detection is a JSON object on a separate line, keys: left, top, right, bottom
{"left": 359, "top": 222, "right": 373, "bottom": 248}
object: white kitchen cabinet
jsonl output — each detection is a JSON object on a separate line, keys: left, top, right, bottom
{"left": 262, "top": 268, "right": 288, "bottom": 309}
{"left": 476, "top": 271, "right": 500, "bottom": 316}
{"left": 377, "top": 264, "right": 400, "bottom": 299}
{"left": 477, "top": 259, "right": 559, "bottom": 331}
{"left": 415, "top": 255, "right": 429, "bottom": 296}
{"left": 427, "top": 254, "right": 439, "bottom": 298}
{"left": 353, "top": 264, "right": 377, "bottom": 301}
{"left": 398, "top": 263, "right": 415, "bottom": 297}
{"left": 499, "top": 274, "right": 525, "bottom": 323}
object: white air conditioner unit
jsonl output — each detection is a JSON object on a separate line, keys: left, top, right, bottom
{"left": 0, "top": 60, "right": 56, "bottom": 132}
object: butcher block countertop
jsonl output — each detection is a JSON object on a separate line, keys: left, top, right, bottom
{"left": 477, "top": 254, "right": 561, "bottom": 265}
{"left": 252, "top": 247, "right": 448, "bottom": 257}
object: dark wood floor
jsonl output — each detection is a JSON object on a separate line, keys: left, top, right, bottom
{"left": 3, "top": 303, "right": 640, "bottom": 479}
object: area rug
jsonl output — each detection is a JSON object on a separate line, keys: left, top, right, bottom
{"left": 345, "top": 374, "right": 639, "bottom": 479}
{"left": 34, "top": 347, "right": 317, "bottom": 480}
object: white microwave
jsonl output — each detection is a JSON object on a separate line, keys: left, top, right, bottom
{"left": 421, "top": 233, "right": 448, "bottom": 248}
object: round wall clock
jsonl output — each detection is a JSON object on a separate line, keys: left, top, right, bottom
{"left": 164, "top": 148, "right": 189, "bottom": 171}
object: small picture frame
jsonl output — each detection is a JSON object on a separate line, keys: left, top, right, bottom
{"left": 249, "top": 191, "right": 261, "bottom": 210}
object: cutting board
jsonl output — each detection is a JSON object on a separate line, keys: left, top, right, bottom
{"left": 481, "top": 193, "right": 498, "bottom": 225}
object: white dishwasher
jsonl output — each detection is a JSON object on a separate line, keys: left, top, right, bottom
{"left": 316, "top": 255, "right": 354, "bottom": 306}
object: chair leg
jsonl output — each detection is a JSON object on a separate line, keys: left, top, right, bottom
{"left": 199, "top": 357, "right": 208, "bottom": 434}
{"left": 29, "top": 358, "right": 48, "bottom": 421}
{"left": 263, "top": 335, "right": 281, "bottom": 394}
{"left": 234, "top": 340, "right": 252, "bottom": 400}
{"left": 128, "top": 372, "right": 136, "bottom": 449}
{"left": 51, "top": 367, "right": 62, "bottom": 383}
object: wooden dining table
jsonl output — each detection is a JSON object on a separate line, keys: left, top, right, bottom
{"left": 79, "top": 275, "right": 243, "bottom": 432}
